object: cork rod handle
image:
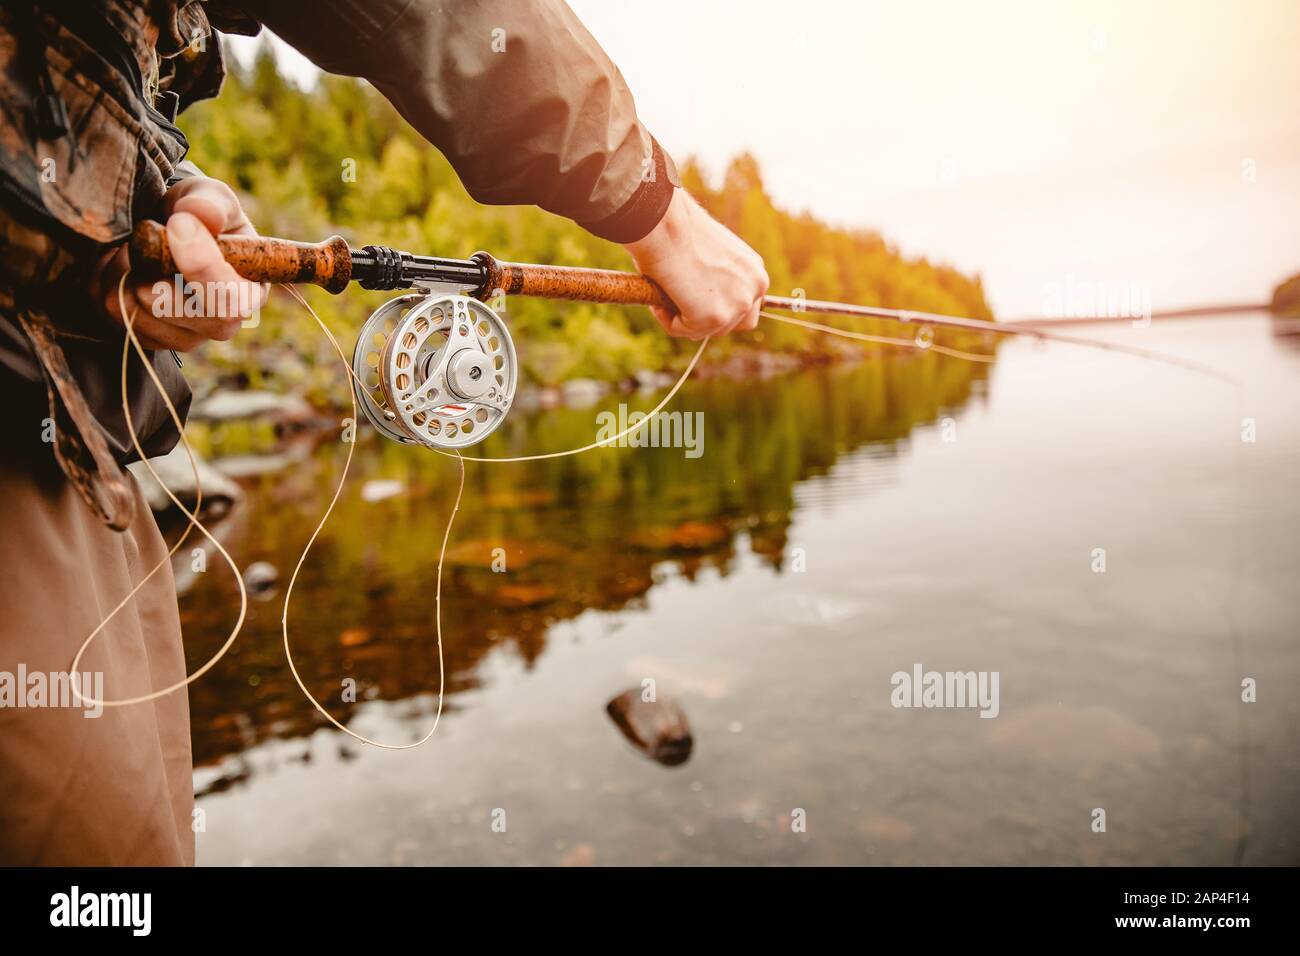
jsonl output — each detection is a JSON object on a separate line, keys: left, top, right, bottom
{"left": 128, "top": 220, "right": 354, "bottom": 294}
{"left": 477, "top": 256, "right": 677, "bottom": 313}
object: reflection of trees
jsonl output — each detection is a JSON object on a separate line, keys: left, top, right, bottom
{"left": 183, "top": 354, "right": 989, "bottom": 769}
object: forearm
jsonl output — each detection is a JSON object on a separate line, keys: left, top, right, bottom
{"left": 249, "top": 0, "right": 678, "bottom": 241}
{"left": 243, "top": 0, "right": 767, "bottom": 339}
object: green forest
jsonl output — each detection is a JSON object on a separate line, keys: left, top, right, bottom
{"left": 177, "top": 42, "right": 994, "bottom": 395}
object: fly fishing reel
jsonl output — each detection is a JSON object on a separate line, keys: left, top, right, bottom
{"left": 352, "top": 293, "right": 518, "bottom": 448}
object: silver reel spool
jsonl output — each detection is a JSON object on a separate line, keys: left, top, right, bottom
{"left": 352, "top": 293, "right": 518, "bottom": 449}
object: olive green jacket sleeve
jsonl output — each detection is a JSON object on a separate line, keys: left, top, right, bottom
{"left": 240, "top": 0, "right": 679, "bottom": 242}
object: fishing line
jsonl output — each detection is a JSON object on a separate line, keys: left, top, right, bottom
{"left": 275, "top": 289, "right": 1236, "bottom": 750}
{"left": 73, "top": 259, "right": 1257, "bottom": 866}
{"left": 438, "top": 338, "right": 709, "bottom": 464}
{"left": 68, "top": 276, "right": 247, "bottom": 709}
{"left": 75, "top": 269, "right": 1231, "bottom": 747}
{"left": 269, "top": 291, "right": 987, "bottom": 744}
{"left": 425, "top": 311, "right": 994, "bottom": 466}
{"left": 762, "top": 302, "right": 1237, "bottom": 385}
{"left": 278, "top": 284, "right": 460, "bottom": 749}
{"left": 271, "top": 290, "right": 994, "bottom": 745}
{"left": 70, "top": 282, "right": 980, "bottom": 727}
{"left": 760, "top": 310, "right": 997, "bottom": 363}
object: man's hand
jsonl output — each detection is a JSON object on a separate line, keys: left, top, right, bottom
{"left": 92, "top": 176, "right": 267, "bottom": 351}
{"left": 625, "top": 189, "right": 769, "bottom": 339}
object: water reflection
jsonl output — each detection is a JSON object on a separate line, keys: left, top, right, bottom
{"left": 177, "top": 352, "right": 990, "bottom": 783}
{"left": 185, "top": 318, "right": 1300, "bottom": 865}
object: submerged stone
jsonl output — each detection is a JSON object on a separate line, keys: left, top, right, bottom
{"left": 242, "top": 561, "right": 279, "bottom": 601}
{"left": 606, "top": 688, "right": 693, "bottom": 766}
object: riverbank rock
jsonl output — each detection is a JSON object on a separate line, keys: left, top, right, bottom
{"left": 632, "top": 370, "right": 674, "bottom": 391}
{"left": 242, "top": 562, "right": 279, "bottom": 601}
{"left": 211, "top": 438, "right": 314, "bottom": 479}
{"left": 128, "top": 443, "right": 242, "bottom": 517}
{"left": 606, "top": 688, "right": 693, "bottom": 766}
{"left": 190, "top": 389, "right": 316, "bottom": 428}
{"left": 360, "top": 479, "right": 406, "bottom": 503}
{"left": 560, "top": 378, "right": 608, "bottom": 407}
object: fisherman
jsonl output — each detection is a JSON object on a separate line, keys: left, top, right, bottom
{"left": 0, "top": 0, "right": 768, "bottom": 865}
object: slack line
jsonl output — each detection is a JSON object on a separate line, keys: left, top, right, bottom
{"left": 69, "top": 225, "right": 1234, "bottom": 745}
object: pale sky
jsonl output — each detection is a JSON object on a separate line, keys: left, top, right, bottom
{"left": 228, "top": 0, "right": 1300, "bottom": 317}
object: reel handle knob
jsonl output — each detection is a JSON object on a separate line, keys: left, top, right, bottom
{"left": 473, "top": 253, "right": 678, "bottom": 314}
{"left": 129, "top": 220, "right": 354, "bottom": 294}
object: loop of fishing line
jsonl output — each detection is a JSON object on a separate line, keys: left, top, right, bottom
{"left": 279, "top": 284, "right": 458, "bottom": 748}
{"left": 276, "top": 290, "right": 997, "bottom": 743}
{"left": 426, "top": 309, "right": 992, "bottom": 466}
{"left": 68, "top": 275, "right": 248, "bottom": 709}
{"left": 64, "top": 281, "right": 1018, "bottom": 723}
{"left": 77, "top": 271, "right": 1220, "bottom": 747}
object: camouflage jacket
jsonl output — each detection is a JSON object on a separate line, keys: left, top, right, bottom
{"left": 0, "top": 0, "right": 217, "bottom": 529}
{"left": 0, "top": 0, "right": 677, "bottom": 530}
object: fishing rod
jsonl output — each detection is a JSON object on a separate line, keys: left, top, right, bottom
{"left": 128, "top": 220, "right": 1230, "bottom": 451}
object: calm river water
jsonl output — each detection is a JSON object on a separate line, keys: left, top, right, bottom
{"left": 184, "top": 315, "right": 1299, "bottom": 865}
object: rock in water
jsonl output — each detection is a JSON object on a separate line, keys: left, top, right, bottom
{"left": 190, "top": 389, "right": 315, "bottom": 426}
{"left": 360, "top": 479, "right": 406, "bottom": 503}
{"left": 242, "top": 562, "right": 279, "bottom": 601}
{"left": 128, "top": 443, "right": 242, "bottom": 517}
{"left": 560, "top": 378, "right": 607, "bottom": 407}
{"left": 606, "top": 689, "right": 693, "bottom": 766}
